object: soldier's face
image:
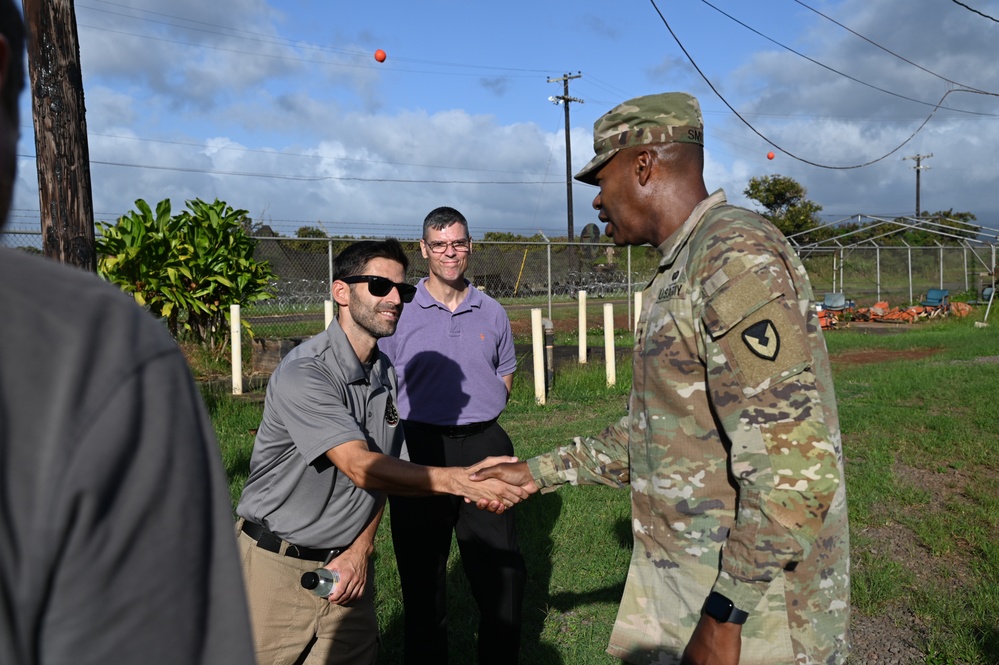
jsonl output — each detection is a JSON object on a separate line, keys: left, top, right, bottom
{"left": 591, "top": 150, "right": 655, "bottom": 247}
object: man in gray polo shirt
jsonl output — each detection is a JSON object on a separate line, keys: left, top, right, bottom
{"left": 235, "top": 238, "right": 526, "bottom": 665}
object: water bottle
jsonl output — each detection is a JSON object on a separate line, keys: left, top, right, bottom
{"left": 301, "top": 568, "right": 339, "bottom": 597}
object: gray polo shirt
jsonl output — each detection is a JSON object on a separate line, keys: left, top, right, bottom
{"left": 236, "top": 320, "right": 407, "bottom": 549}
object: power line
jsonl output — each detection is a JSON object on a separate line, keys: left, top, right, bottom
{"left": 950, "top": 0, "right": 999, "bottom": 23}
{"left": 695, "top": 0, "right": 998, "bottom": 115}
{"left": 15, "top": 152, "right": 561, "bottom": 185}
{"left": 647, "top": 0, "right": 989, "bottom": 170}
{"left": 75, "top": 129, "right": 554, "bottom": 177}
{"left": 793, "top": 0, "right": 996, "bottom": 94}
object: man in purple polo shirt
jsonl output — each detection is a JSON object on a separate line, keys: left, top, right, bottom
{"left": 379, "top": 207, "right": 526, "bottom": 664}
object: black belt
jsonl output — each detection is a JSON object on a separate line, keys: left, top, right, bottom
{"left": 405, "top": 419, "right": 496, "bottom": 438}
{"left": 240, "top": 520, "right": 341, "bottom": 563}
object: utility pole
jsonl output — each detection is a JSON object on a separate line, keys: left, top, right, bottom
{"left": 23, "top": 0, "right": 96, "bottom": 271}
{"left": 903, "top": 153, "right": 933, "bottom": 218}
{"left": 548, "top": 73, "right": 582, "bottom": 243}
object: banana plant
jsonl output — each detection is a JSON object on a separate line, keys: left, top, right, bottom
{"left": 97, "top": 197, "right": 275, "bottom": 359}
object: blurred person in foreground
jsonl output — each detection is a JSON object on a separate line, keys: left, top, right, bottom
{"left": 473, "top": 92, "right": 850, "bottom": 665}
{"left": 379, "top": 207, "right": 525, "bottom": 664}
{"left": 234, "top": 238, "right": 526, "bottom": 665}
{"left": 0, "top": 3, "right": 256, "bottom": 663}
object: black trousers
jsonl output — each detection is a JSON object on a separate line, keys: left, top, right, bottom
{"left": 389, "top": 420, "right": 527, "bottom": 665}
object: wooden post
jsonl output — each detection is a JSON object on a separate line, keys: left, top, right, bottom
{"left": 634, "top": 291, "right": 643, "bottom": 335}
{"left": 604, "top": 303, "right": 615, "bottom": 387}
{"left": 531, "top": 308, "right": 546, "bottom": 404}
{"left": 577, "top": 290, "right": 587, "bottom": 363}
{"left": 230, "top": 305, "right": 242, "bottom": 395}
{"left": 22, "top": 0, "right": 96, "bottom": 270}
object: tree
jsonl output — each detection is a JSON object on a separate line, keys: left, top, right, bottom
{"left": 96, "top": 198, "right": 275, "bottom": 357}
{"left": 283, "top": 225, "right": 329, "bottom": 253}
{"left": 744, "top": 175, "right": 823, "bottom": 238}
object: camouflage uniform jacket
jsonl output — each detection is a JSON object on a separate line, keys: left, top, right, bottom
{"left": 527, "top": 190, "right": 850, "bottom": 665}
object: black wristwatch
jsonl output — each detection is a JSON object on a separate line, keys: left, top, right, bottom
{"left": 702, "top": 592, "right": 749, "bottom": 625}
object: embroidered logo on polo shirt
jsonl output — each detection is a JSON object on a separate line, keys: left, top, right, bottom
{"left": 742, "top": 319, "right": 780, "bottom": 361}
{"left": 386, "top": 395, "right": 400, "bottom": 426}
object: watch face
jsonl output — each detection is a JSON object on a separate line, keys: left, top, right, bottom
{"left": 704, "top": 592, "right": 748, "bottom": 624}
{"left": 705, "top": 593, "right": 734, "bottom": 621}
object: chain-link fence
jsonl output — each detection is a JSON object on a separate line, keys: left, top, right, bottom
{"left": 4, "top": 229, "right": 995, "bottom": 341}
{"left": 246, "top": 237, "right": 661, "bottom": 339}
{"left": 0, "top": 229, "right": 42, "bottom": 253}
{"left": 799, "top": 242, "right": 997, "bottom": 306}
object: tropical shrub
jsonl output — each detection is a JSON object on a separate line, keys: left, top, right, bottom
{"left": 96, "top": 198, "right": 275, "bottom": 357}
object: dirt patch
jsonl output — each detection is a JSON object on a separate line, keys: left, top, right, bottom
{"left": 846, "top": 462, "right": 987, "bottom": 662}
{"left": 832, "top": 347, "right": 944, "bottom": 367}
{"left": 508, "top": 309, "right": 632, "bottom": 338}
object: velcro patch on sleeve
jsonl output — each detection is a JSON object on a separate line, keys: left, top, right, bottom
{"left": 729, "top": 299, "right": 809, "bottom": 392}
{"left": 702, "top": 267, "right": 810, "bottom": 394}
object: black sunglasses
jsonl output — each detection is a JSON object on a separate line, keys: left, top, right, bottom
{"left": 340, "top": 275, "right": 417, "bottom": 303}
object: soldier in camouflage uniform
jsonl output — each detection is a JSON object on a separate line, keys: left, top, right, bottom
{"left": 473, "top": 92, "right": 850, "bottom": 665}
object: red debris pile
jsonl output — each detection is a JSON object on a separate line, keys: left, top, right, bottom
{"left": 847, "top": 300, "right": 973, "bottom": 325}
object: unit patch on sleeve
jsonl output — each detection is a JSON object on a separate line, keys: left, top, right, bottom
{"left": 741, "top": 319, "right": 780, "bottom": 361}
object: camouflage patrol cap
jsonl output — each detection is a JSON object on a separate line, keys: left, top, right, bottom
{"left": 574, "top": 92, "right": 704, "bottom": 186}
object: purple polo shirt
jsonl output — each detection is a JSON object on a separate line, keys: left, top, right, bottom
{"left": 379, "top": 278, "right": 516, "bottom": 426}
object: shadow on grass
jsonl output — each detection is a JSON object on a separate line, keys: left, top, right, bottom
{"left": 377, "top": 492, "right": 567, "bottom": 664}
{"left": 378, "top": 493, "right": 633, "bottom": 664}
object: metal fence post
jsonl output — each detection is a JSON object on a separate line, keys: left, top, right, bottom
{"left": 876, "top": 244, "right": 881, "bottom": 302}
{"left": 627, "top": 246, "right": 633, "bottom": 331}
{"left": 905, "top": 242, "right": 913, "bottom": 304}
{"left": 546, "top": 239, "right": 552, "bottom": 321}
{"left": 938, "top": 242, "right": 944, "bottom": 290}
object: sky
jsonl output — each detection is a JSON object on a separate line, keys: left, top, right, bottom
{"left": 7, "top": 0, "right": 999, "bottom": 240}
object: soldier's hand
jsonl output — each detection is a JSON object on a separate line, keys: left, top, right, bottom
{"left": 466, "top": 455, "right": 518, "bottom": 475}
{"left": 680, "top": 614, "right": 741, "bottom": 665}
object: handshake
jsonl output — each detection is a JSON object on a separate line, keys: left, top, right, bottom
{"left": 454, "top": 457, "right": 539, "bottom": 513}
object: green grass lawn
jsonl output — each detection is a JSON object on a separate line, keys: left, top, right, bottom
{"left": 206, "top": 315, "right": 999, "bottom": 664}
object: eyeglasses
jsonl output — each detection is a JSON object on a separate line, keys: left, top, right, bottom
{"left": 424, "top": 239, "right": 470, "bottom": 254}
{"left": 340, "top": 275, "right": 417, "bottom": 303}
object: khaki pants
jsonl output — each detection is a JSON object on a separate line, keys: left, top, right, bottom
{"left": 237, "top": 531, "right": 378, "bottom": 665}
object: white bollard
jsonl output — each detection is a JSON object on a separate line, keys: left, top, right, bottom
{"left": 634, "top": 290, "right": 643, "bottom": 336}
{"left": 230, "top": 304, "right": 243, "bottom": 395}
{"left": 604, "top": 303, "right": 616, "bottom": 387}
{"left": 531, "top": 308, "right": 546, "bottom": 405}
{"left": 325, "top": 300, "right": 335, "bottom": 329}
{"left": 578, "top": 290, "right": 587, "bottom": 364}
